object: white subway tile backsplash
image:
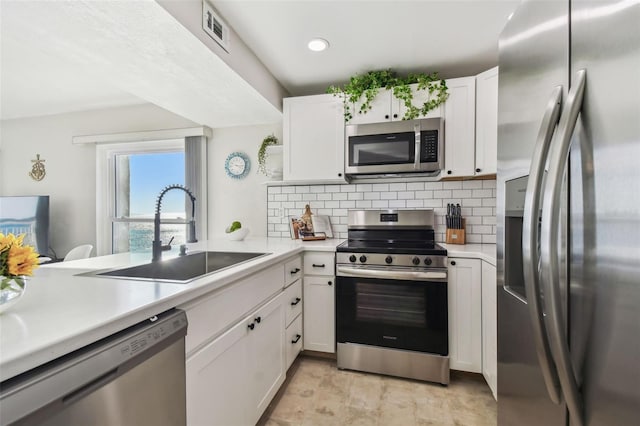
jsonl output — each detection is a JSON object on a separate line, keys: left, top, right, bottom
{"left": 364, "top": 192, "right": 381, "bottom": 200}
{"left": 389, "top": 200, "right": 407, "bottom": 208}
{"left": 266, "top": 179, "right": 497, "bottom": 242}
{"left": 443, "top": 181, "right": 462, "bottom": 190}
{"left": 407, "top": 182, "right": 425, "bottom": 191}
{"left": 380, "top": 192, "right": 398, "bottom": 200}
{"left": 372, "top": 183, "right": 389, "bottom": 192}
{"left": 462, "top": 180, "right": 483, "bottom": 189}
{"left": 406, "top": 199, "right": 424, "bottom": 208}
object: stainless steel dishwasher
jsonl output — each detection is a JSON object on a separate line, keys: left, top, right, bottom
{"left": 0, "top": 309, "right": 188, "bottom": 426}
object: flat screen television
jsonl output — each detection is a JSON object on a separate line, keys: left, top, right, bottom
{"left": 0, "top": 196, "right": 50, "bottom": 256}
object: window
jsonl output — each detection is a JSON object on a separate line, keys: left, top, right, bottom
{"left": 95, "top": 129, "right": 209, "bottom": 256}
{"left": 113, "top": 150, "right": 187, "bottom": 254}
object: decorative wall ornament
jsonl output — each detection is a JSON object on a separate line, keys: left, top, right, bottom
{"left": 29, "top": 154, "right": 46, "bottom": 181}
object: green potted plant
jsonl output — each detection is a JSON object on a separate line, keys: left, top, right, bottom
{"left": 257, "top": 134, "right": 281, "bottom": 177}
{"left": 327, "top": 69, "right": 449, "bottom": 122}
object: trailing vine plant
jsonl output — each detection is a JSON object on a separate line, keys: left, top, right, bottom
{"left": 257, "top": 134, "right": 279, "bottom": 175}
{"left": 327, "top": 70, "right": 448, "bottom": 122}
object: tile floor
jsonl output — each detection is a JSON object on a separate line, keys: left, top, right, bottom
{"left": 262, "top": 356, "right": 496, "bottom": 426}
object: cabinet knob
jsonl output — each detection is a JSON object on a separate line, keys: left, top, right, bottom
{"left": 247, "top": 323, "right": 255, "bottom": 330}
{"left": 254, "top": 316, "right": 261, "bottom": 324}
{"left": 291, "top": 297, "right": 301, "bottom": 306}
{"left": 393, "top": 114, "right": 398, "bottom": 118}
{"left": 476, "top": 168, "right": 481, "bottom": 173}
{"left": 328, "top": 281, "right": 333, "bottom": 286}
{"left": 338, "top": 173, "right": 343, "bottom": 177}
{"left": 385, "top": 114, "right": 389, "bottom": 119}
{"left": 451, "top": 260, "right": 456, "bottom": 266}
{"left": 447, "top": 170, "right": 452, "bottom": 175}
{"left": 291, "top": 334, "right": 301, "bottom": 344}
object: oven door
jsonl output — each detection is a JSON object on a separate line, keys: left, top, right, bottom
{"left": 336, "top": 266, "right": 448, "bottom": 355}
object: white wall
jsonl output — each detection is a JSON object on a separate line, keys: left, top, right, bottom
{"left": 0, "top": 104, "right": 198, "bottom": 258}
{"left": 207, "top": 124, "right": 282, "bottom": 239}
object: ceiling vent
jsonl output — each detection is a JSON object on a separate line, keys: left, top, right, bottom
{"left": 202, "top": 1, "right": 230, "bottom": 52}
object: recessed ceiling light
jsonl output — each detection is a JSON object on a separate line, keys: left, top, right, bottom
{"left": 307, "top": 38, "right": 329, "bottom": 52}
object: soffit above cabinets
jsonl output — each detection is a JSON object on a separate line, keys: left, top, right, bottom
{"left": 0, "top": 0, "right": 281, "bottom": 127}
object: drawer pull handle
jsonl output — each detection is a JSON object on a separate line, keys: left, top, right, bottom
{"left": 290, "top": 268, "right": 301, "bottom": 274}
{"left": 254, "top": 316, "right": 261, "bottom": 324}
{"left": 291, "top": 334, "right": 301, "bottom": 344}
{"left": 291, "top": 297, "right": 301, "bottom": 306}
{"left": 328, "top": 281, "right": 332, "bottom": 286}
{"left": 312, "top": 263, "right": 326, "bottom": 268}
{"left": 247, "top": 323, "right": 255, "bottom": 330}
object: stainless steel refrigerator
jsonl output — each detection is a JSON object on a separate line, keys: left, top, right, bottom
{"left": 497, "top": 0, "right": 640, "bottom": 425}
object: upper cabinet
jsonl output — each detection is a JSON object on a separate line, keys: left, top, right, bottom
{"left": 443, "top": 77, "right": 477, "bottom": 178}
{"left": 283, "top": 94, "right": 346, "bottom": 182}
{"left": 349, "top": 83, "right": 443, "bottom": 125}
{"left": 474, "top": 66, "right": 498, "bottom": 176}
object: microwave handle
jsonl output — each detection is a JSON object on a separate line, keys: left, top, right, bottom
{"left": 414, "top": 123, "right": 421, "bottom": 170}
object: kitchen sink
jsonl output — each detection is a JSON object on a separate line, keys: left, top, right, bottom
{"left": 81, "top": 251, "right": 270, "bottom": 283}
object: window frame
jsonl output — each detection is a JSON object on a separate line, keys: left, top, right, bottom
{"left": 96, "top": 139, "right": 185, "bottom": 255}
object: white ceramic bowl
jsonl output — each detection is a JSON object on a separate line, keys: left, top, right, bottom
{"left": 225, "top": 227, "right": 249, "bottom": 241}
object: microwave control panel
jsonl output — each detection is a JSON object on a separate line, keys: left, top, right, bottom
{"left": 420, "top": 130, "right": 439, "bottom": 163}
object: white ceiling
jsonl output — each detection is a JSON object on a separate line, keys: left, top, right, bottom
{"left": 0, "top": 0, "right": 281, "bottom": 126}
{"left": 213, "top": 0, "right": 521, "bottom": 96}
{"left": 0, "top": 0, "right": 520, "bottom": 122}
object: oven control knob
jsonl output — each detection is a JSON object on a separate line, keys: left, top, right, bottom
{"left": 412, "top": 257, "right": 420, "bottom": 265}
{"left": 385, "top": 256, "right": 393, "bottom": 264}
{"left": 359, "top": 255, "right": 367, "bottom": 263}
{"left": 349, "top": 255, "right": 357, "bottom": 263}
{"left": 424, "top": 258, "right": 432, "bottom": 266}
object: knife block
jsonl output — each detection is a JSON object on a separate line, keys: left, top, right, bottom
{"left": 446, "top": 221, "right": 466, "bottom": 245}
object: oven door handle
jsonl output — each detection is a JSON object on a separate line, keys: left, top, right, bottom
{"left": 336, "top": 266, "right": 447, "bottom": 282}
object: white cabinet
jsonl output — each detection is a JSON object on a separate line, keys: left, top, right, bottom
{"left": 186, "top": 293, "right": 285, "bottom": 426}
{"left": 303, "top": 251, "right": 336, "bottom": 353}
{"left": 448, "top": 257, "right": 482, "bottom": 373}
{"left": 475, "top": 67, "right": 498, "bottom": 176}
{"left": 443, "top": 77, "right": 477, "bottom": 178}
{"left": 283, "top": 94, "right": 345, "bottom": 182}
{"left": 482, "top": 261, "right": 497, "bottom": 399}
{"left": 349, "top": 83, "right": 444, "bottom": 125}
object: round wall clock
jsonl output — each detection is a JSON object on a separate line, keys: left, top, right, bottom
{"left": 225, "top": 151, "right": 251, "bottom": 179}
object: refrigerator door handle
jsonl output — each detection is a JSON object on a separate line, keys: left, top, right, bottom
{"left": 522, "top": 85, "right": 564, "bottom": 405}
{"left": 541, "top": 69, "right": 587, "bottom": 426}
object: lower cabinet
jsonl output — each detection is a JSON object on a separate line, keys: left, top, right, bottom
{"left": 186, "top": 292, "right": 285, "bottom": 426}
{"left": 303, "top": 275, "right": 335, "bottom": 353}
{"left": 482, "top": 261, "right": 498, "bottom": 399}
{"left": 448, "top": 257, "right": 482, "bottom": 373}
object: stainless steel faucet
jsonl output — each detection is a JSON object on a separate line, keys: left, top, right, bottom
{"left": 152, "top": 184, "right": 197, "bottom": 262}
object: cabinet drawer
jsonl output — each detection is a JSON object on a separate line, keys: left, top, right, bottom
{"left": 181, "top": 264, "right": 284, "bottom": 355}
{"left": 304, "top": 252, "right": 335, "bottom": 276}
{"left": 284, "top": 279, "right": 303, "bottom": 327}
{"left": 284, "top": 256, "right": 303, "bottom": 286}
{"left": 286, "top": 314, "right": 303, "bottom": 370}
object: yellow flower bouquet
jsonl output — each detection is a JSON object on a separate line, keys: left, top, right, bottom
{"left": 1, "top": 233, "right": 39, "bottom": 299}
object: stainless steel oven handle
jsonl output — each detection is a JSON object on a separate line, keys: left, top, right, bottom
{"left": 336, "top": 266, "right": 447, "bottom": 281}
{"left": 541, "top": 69, "right": 586, "bottom": 426}
{"left": 522, "top": 85, "right": 563, "bottom": 405}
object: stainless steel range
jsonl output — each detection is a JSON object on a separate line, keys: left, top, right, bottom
{"left": 335, "top": 209, "right": 449, "bottom": 384}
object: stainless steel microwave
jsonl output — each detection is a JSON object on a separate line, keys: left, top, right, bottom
{"left": 344, "top": 117, "right": 444, "bottom": 176}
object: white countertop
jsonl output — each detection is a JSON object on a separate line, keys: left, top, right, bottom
{"left": 0, "top": 238, "right": 493, "bottom": 382}
{"left": 0, "top": 237, "right": 341, "bottom": 382}
{"left": 441, "top": 243, "right": 497, "bottom": 266}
